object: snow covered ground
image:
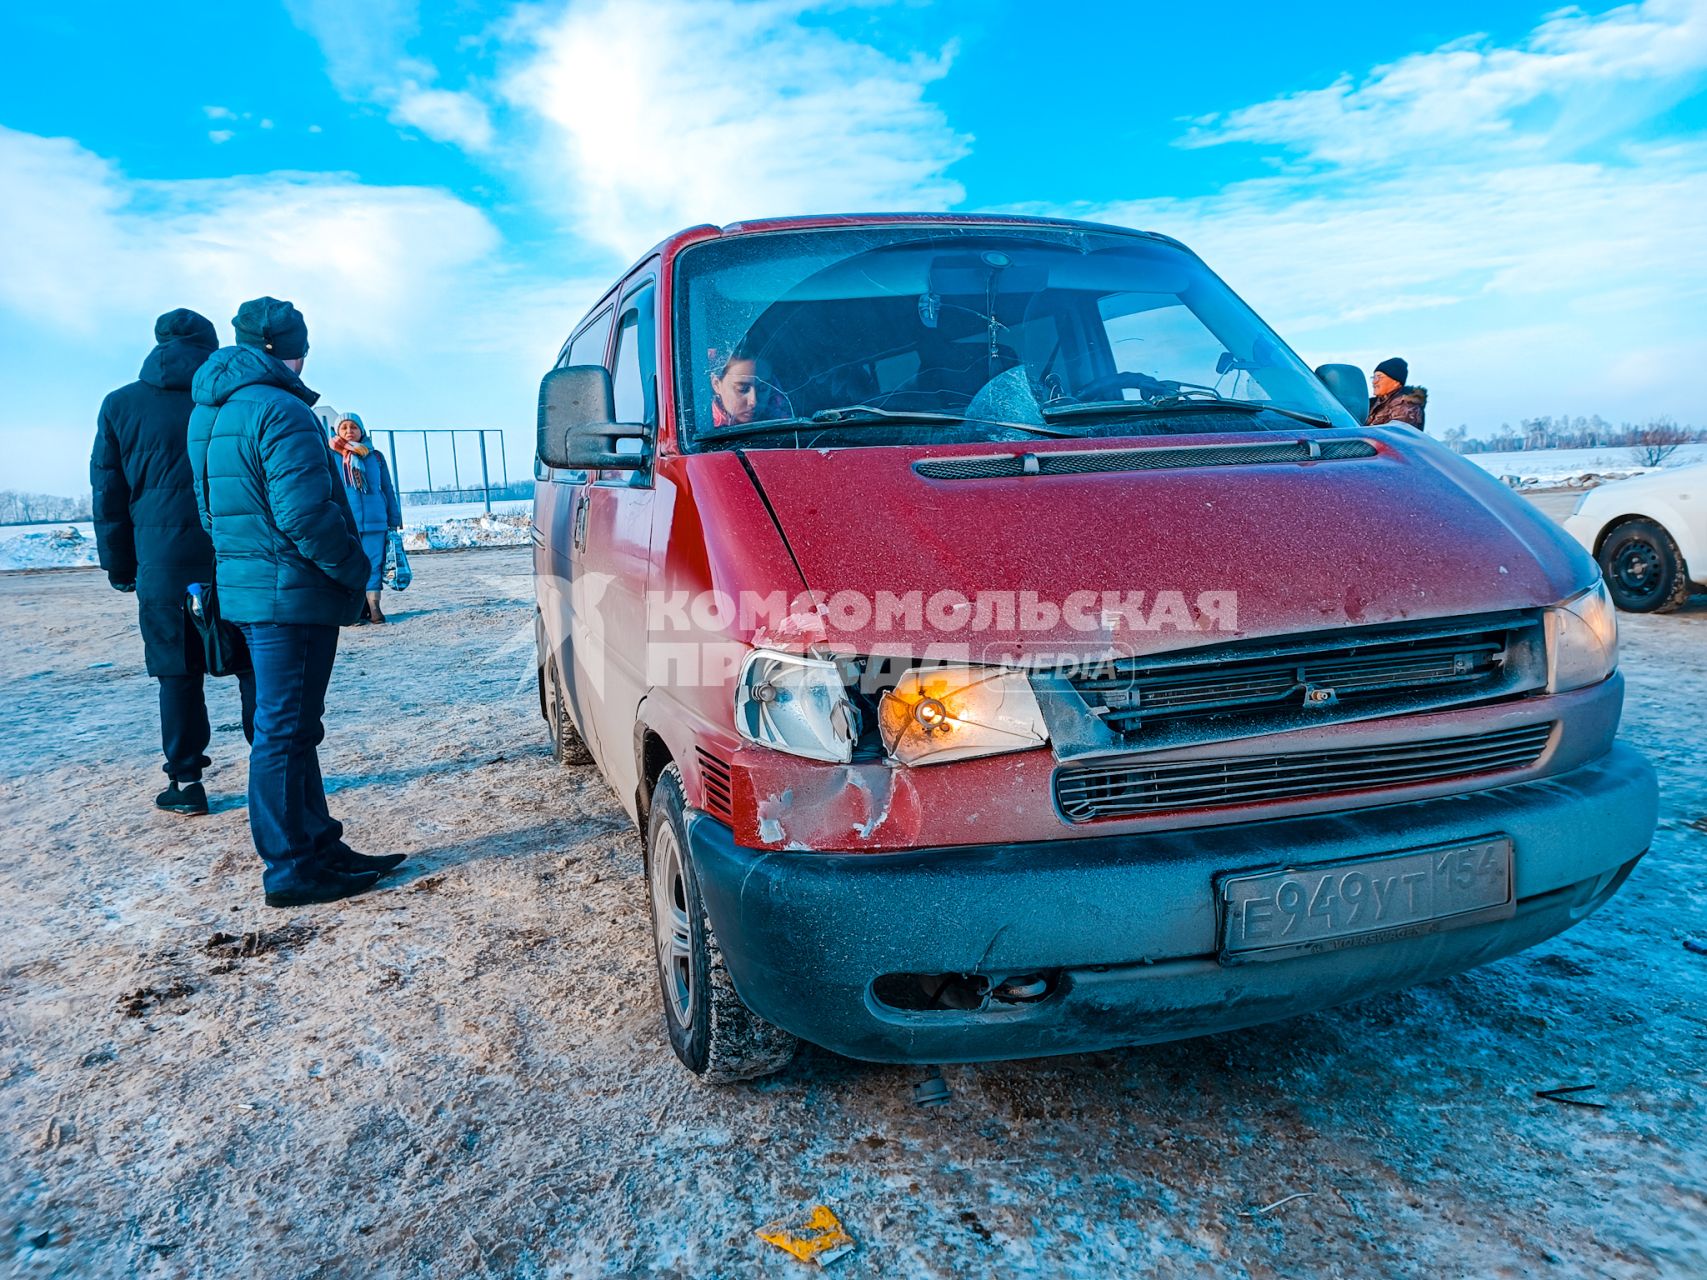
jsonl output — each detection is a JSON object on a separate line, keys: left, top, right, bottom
{"left": 0, "top": 500, "right": 532, "bottom": 572}
{"left": 1, "top": 531, "right": 1703, "bottom": 1278}
{"left": 399, "top": 498, "right": 530, "bottom": 524}
{"left": 1462, "top": 443, "right": 1707, "bottom": 489}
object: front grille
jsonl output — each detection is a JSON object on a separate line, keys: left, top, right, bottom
{"left": 913, "top": 437, "right": 1376, "bottom": 480}
{"left": 696, "top": 748, "right": 733, "bottom": 821}
{"left": 1070, "top": 620, "right": 1521, "bottom": 739}
{"left": 1054, "top": 722, "right": 1554, "bottom": 820}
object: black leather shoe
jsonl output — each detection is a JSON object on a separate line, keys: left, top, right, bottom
{"left": 155, "top": 781, "right": 208, "bottom": 816}
{"left": 328, "top": 847, "right": 407, "bottom": 875}
{"left": 264, "top": 866, "right": 380, "bottom": 909}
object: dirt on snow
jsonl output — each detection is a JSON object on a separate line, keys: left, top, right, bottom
{"left": 2, "top": 544, "right": 1704, "bottom": 1279}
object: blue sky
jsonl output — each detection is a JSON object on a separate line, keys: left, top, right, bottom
{"left": 3, "top": 0, "right": 1704, "bottom": 496}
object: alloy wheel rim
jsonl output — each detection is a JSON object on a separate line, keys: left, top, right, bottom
{"left": 650, "top": 823, "right": 695, "bottom": 1026}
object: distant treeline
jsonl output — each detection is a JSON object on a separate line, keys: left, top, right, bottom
{"left": 0, "top": 490, "right": 93, "bottom": 525}
{"left": 1440, "top": 417, "right": 1703, "bottom": 454}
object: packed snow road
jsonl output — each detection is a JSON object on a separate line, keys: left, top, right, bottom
{"left": 2, "top": 542, "right": 1703, "bottom": 1279}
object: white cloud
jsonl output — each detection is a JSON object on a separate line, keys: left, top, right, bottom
{"left": 0, "top": 125, "right": 557, "bottom": 495}
{"left": 287, "top": 0, "right": 492, "bottom": 152}
{"left": 1072, "top": 146, "right": 1707, "bottom": 329}
{"left": 390, "top": 84, "right": 494, "bottom": 151}
{"left": 1038, "top": 142, "right": 1707, "bottom": 423}
{"left": 287, "top": 0, "right": 969, "bottom": 255}
{"left": 284, "top": 0, "right": 422, "bottom": 86}
{"left": 501, "top": 0, "right": 969, "bottom": 257}
{"left": 208, "top": 129, "right": 234, "bottom": 144}
{"left": 999, "top": 0, "right": 1707, "bottom": 435}
{"left": 0, "top": 126, "right": 498, "bottom": 344}
{"left": 204, "top": 105, "right": 236, "bottom": 120}
{"left": 1184, "top": 0, "right": 1707, "bottom": 167}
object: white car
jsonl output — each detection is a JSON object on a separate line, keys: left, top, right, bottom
{"left": 1563, "top": 462, "right": 1706, "bottom": 611}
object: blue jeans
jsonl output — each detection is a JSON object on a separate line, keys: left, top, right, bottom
{"left": 239, "top": 622, "right": 344, "bottom": 884}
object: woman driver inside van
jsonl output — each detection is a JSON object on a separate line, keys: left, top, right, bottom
{"left": 708, "top": 343, "right": 789, "bottom": 428}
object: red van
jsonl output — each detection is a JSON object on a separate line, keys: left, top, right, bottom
{"left": 532, "top": 214, "right": 1656, "bottom": 1081}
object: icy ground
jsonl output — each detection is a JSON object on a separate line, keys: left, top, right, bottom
{"left": 2, "top": 542, "right": 1704, "bottom": 1279}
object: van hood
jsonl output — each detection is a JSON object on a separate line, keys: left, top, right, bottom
{"left": 735, "top": 429, "right": 1596, "bottom": 660}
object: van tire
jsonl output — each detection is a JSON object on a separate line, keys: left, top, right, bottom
{"left": 1598, "top": 518, "right": 1690, "bottom": 613}
{"left": 544, "top": 654, "right": 595, "bottom": 766}
{"left": 646, "top": 764, "right": 797, "bottom": 1083}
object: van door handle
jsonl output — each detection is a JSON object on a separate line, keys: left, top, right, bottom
{"left": 572, "top": 491, "right": 590, "bottom": 551}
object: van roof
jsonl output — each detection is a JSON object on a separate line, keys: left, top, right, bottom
{"left": 718, "top": 212, "right": 1182, "bottom": 243}
{"left": 568, "top": 213, "right": 1193, "bottom": 358}
{"left": 632, "top": 212, "right": 1188, "bottom": 273}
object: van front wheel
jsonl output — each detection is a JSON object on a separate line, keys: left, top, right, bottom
{"left": 646, "top": 764, "right": 797, "bottom": 1083}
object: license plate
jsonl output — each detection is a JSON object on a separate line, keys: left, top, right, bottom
{"left": 1217, "top": 836, "right": 1515, "bottom": 964}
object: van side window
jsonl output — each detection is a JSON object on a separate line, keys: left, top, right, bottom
{"left": 612, "top": 310, "right": 644, "bottom": 423}
{"left": 547, "top": 306, "right": 615, "bottom": 483}
{"left": 605, "top": 281, "right": 657, "bottom": 483}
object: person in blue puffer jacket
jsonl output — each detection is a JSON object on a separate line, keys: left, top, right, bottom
{"left": 188, "top": 296, "right": 405, "bottom": 909}
{"left": 328, "top": 412, "right": 402, "bottom": 624}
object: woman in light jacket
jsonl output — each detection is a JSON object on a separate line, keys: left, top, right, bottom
{"left": 329, "top": 413, "right": 402, "bottom": 623}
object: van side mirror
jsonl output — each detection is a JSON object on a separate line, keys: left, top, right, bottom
{"left": 537, "top": 365, "right": 646, "bottom": 469}
{"left": 1314, "top": 364, "right": 1370, "bottom": 425}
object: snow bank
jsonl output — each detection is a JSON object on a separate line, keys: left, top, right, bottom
{"left": 400, "top": 512, "right": 531, "bottom": 552}
{"left": 0, "top": 523, "right": 99, "bottom": 571}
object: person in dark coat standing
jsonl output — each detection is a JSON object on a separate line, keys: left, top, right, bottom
{"left": 92, "top": 309, "right": 256, "bottom": 816}
{"left": 1368, "top": 357, "right": 1428, "bottom": 430}
{"left": 328, "top": 412, "right": 402, "bottom": 623}
{"left": 188, "top": 297, "right": 405, "bottom": 908}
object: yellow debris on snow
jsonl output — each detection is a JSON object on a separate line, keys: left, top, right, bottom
{"left": 755, "top": 1204, "right": 856, "bottom": 1266}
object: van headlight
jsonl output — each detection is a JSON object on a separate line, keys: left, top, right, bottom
{"left": 878, "top": 665, "right": 1048, "bottom": 766}
{"left": 1545, "top": 580, "right": 1618, "bottom": 692}
{"left": 735, "top": 650, "right": 857, "bottom": 763}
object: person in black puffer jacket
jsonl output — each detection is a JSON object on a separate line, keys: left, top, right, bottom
{"left": 188, "top": 297, "right": 405, "bottom": 908}
{"left": 92, "top": 309, "right": 256, "bottom": 817}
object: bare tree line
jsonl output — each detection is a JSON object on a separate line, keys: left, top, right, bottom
{"left": 1441, "top": 417, "right": 1702, "bottom": 465}
{"left": 0, "top": 490, "right": 93, "bottom": 526}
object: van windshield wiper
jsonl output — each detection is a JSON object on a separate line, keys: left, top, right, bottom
{"left": 1042, "top": 397, "right": 1337, "bottom": 430}
{"left": 696, "top": 405, "right": 1082, "bottom": 444}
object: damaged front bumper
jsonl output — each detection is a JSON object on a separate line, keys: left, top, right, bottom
{"left": 686, "top": 743, "right": 1656, "bottom": 1063}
